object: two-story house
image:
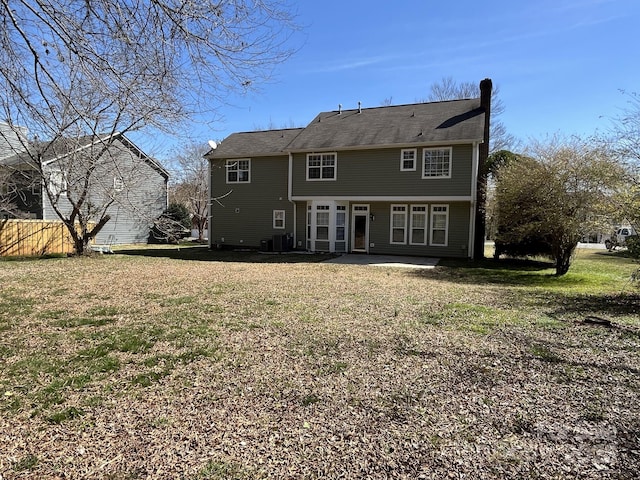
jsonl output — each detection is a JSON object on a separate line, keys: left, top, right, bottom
{"left": 207, "top": 79, "right": 491, "bottom": 259}
{"left": 1, "top": 124, "right": 169, "bottom": 244}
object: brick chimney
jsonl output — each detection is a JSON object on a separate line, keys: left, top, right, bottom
{"left": 474, "top": 78, "right": 492, "bottom": 261}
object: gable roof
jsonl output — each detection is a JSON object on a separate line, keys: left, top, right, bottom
{"left": 286, "top": 99, "right": 485, "bottom": 152}
{"left": 208, "top": 98, "right": 486, "bottom": 159}
{"left": 208, "top": 128, "right": 304, "bottom": 159}
{"left": 42, "top": 132, "right": 169, "bottom": 179}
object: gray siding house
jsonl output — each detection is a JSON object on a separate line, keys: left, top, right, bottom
{"left": 208, "top": 81, "right": 490, "bottom": 259}
{"left": 2, "top": 126, "right": 168, "bottom": 244}
{"left": 40, "top": 133, "right": 169, "bottom": 244}
{"left": 1, "top": 122, "right": 43, "bottom": 218}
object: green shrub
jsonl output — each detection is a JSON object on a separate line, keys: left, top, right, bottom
{"left": 625, "top": 235, "right": 640, "bottom": 259}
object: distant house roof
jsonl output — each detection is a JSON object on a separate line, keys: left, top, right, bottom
{"left": 286, "top": 99, "right": 485, "bottom": 152}
{"left": 42, "top": 132, "right": 169, "bottom": 179}
{"left": 208, "top": 128, "right": 304, "bottom": 159}
{"left": 0, "top": 122, "right": 31, "bottom": 167}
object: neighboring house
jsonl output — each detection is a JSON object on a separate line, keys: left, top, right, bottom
{"left": 0, "top": 122, "right": 40, "bottom": 218}
{"left": 1, "top": 124, "right": 169, "bottom": 244}
{"left": 207, "top": 80, "right": 491, "bottom": 258}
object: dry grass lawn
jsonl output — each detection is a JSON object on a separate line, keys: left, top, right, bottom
{"left": 1, "top": 247, "right": 639, "bottom": 479}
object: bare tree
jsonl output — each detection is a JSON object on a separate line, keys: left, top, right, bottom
{"left": 423, "top": 76, "right": 517, "bottom": 153}
{"left": 607, "top": 90, "right": 640, "bottom": 235}
{"left": 0, "top": 0, "right": 297, "bottom": 254}
{"left": 170, "top": 141, "right": 211, "bottom": 242}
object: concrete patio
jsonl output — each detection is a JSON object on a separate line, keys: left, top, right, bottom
{"left": 322, "top": 254, "right": 439, "bottom": 269}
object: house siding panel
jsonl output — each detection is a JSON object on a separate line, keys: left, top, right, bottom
{"left": 294, "top": 201, "right": 471, "bottom": 258}
{"left": 209, "top": 155, "right": 293, "bottom": 248}
{"left": 41, "top": 137, "right": 167, "bottom": 245}
{"left": 291, "top": 145, "right": 474, "bottom": 198}
{"left": 368, "top": 202, "right": 470, "bottom": 258}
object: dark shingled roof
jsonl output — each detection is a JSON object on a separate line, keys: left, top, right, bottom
{"left": 208, "top": 99, "right": 485, "bottom": 158}
{"left": 286, "top": 99, "right": 485, "bottom": 151}
{"left": 209, "top": 128, "right": 304, "bottom": 159}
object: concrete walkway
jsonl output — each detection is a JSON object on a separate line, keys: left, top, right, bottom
{"left": 323, "top": 254, "right": 439, "bottom": 269}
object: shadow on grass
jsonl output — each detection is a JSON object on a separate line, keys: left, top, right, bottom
{"left": 547, "top": 292, "right": 640, "bottom": 319}
{"left": 411, "top": 257, "right": 559, "bottom": 287}
{"left": 115, "top": 244, "right": 337, "bottom": 264}
{"left": 412, "top": 255, "right": 640, "bottom": 320}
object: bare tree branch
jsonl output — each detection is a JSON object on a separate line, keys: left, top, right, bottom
{"left": 0, "top": 0, "right": 298, "bottom": 254}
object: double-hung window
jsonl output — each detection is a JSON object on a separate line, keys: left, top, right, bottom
{"left": 400, "top": 149, "right": 416, "bottom": 171}
{"left": 226, "top": 159, "right": 250, "bottom": 183}
{"left": 307, "top": 153, "right": 336, "bottom": 180}
{"left": 422, "top": 147, "right": 451, "bottom": 179}
{"left": 390, "top": 204, "right": 407, "bottom": 244}
{"left": 430, "top": 205, "right": 449, "bottom": 246}
{"left": 113, "top": 177, "right": 124, "bottom": 192}
{"left": 409, "top": 205, "right": 427, "bottom": 245}
{"left": 48, "top": 170, "right": 66, "bottom": 196}
{"left": 316, "top": 205, "right": 330, "bottom": 240}
{"left": 273, "top": 210, "right": 285, "bottom": 229}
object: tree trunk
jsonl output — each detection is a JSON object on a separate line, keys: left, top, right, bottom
{"left": 554, "top": 243, "right": 577, "bottom": 276}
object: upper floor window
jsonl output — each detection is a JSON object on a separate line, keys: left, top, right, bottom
{"left": 226, "top": 159, "right": 250, "bottom": 183}
{"left": 307, "top": 153, "right": 336, "bottom": 181}
{"left": 422, "top": 147, "right": 451, "bottom": 179}
{"left": 400, "top": 149, "right": 416, "bottom": 171}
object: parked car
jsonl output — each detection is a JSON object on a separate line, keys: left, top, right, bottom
{"left": 605, "top": 227, "right": 637, "bottom": 251}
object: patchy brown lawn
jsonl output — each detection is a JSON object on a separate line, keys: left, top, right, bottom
{"left": 0, "top": 248, "right": 639, "bottom": 479}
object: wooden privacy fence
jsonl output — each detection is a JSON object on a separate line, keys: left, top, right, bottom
{"left": 0, "top": 219, "right": 90, "bottom": 257}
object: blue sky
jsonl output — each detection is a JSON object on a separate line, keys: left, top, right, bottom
{"left": 157, "top": 0, "right": 639, "bottom": 157}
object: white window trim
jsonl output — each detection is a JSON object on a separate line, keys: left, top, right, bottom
{"left": 307, "top": 201, "right": 349, "bottom": 252}
{"left": 273, "top": 210, "right": 285, "bottom": 229}
{"left": 390, "top": 204, "right": 408, "bottom": 245}
{"left": 315, "top": 204, "right": 331, "bottom": 241}
{"left": 306, "top": 152, "right": 337, "bottom": 181}
{"left": 226, "top": 158, "right": 251, "bottom": 184}
{"left": 400, "top": 148, "right": 417, "bottom": 171}
{"left": 422, "top": 147, "right": 452, "bottom": 179}
{"left": 335, "top": 204, "right": 347, "bottom": 249}
{"left": 409, "top": 204, "right": 428, "bottom": 245}
{"left": 429, "top": 204, "right": 449, "bottom": 246}
{"left": 113, "top": 176, "right": 124, "bottom": 192}
{"left": 48, "top": 170, "right": 66, "bottom": 196}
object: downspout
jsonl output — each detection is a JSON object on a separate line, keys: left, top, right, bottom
{"left": 469, "top": 141, "right": 479, "bottom": 259}
{"left": 288, "top": 152, "right": 296, "bottom": 248}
